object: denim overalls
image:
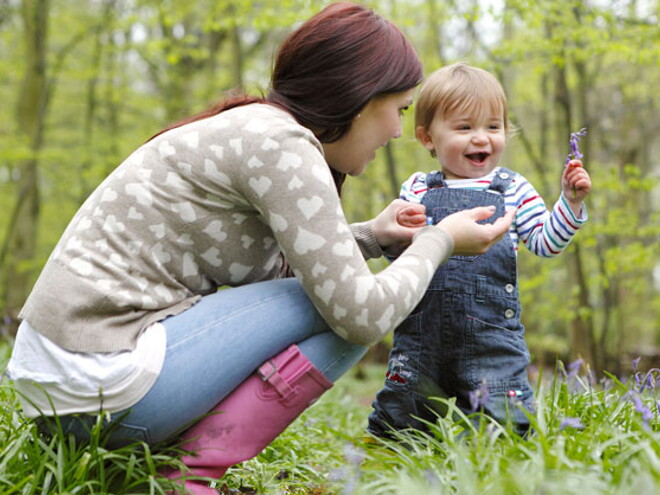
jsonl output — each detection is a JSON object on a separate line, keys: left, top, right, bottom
{"left": 368, "top": 168, "right": 534, "bottom": 438}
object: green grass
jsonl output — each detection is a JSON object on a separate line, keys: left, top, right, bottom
{"left": 2, "top": 343, "right": 660, "bottom": 494}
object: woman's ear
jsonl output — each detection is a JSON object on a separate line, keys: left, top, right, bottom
{"left": 415, "top": 126, "right": 435, "bottom": 152}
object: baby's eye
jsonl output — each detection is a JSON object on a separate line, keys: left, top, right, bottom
{"left": 399, "top": 106, "right": 409, "bottom": 115}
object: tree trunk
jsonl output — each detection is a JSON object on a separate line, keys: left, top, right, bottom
{"left": 0, "top": 0, "right": 50, "bottom": 336}
{"left": 80, "top": 0, "right": 116, "bottom": 200}
{"left": 553, "top": 58, "right": 595, "bottom": 370}
{"left": 383, "top": 142, "right": 400, "bottom": 200}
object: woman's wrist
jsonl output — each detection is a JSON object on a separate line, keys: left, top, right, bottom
{"left": 410, "top": 225, "right": 454, "bottom": 263}
{"left": 350, "top": 220, "right": 384, "bottom": 260}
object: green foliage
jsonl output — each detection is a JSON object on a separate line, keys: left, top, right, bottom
{"left": 4, "top": 341, "right": 660, "bottom": 494}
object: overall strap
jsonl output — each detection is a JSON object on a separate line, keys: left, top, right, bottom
{"left": 425, "top": 170, "right": 446, "bottom": 189}
{"left": 488, "top": 167, "right": 516, "bottom": 195}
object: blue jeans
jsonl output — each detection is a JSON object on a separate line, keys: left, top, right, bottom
{"left": 51, "top": 278, "right": 367, "bottom": 447}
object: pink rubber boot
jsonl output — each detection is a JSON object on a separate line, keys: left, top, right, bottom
{"left": 164, "top": 344, "right": 333, "bottom": 494}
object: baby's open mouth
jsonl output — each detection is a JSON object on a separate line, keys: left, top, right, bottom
{"left": 465, "top": 152, "right": 490, "bottom": 164}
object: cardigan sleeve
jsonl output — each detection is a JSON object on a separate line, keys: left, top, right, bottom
{"left": 234, "top": 123, "right": 453, "bottom": 346}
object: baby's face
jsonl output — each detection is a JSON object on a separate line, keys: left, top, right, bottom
{"left": 417, "top": 107, "right": 506, "bottom": 180}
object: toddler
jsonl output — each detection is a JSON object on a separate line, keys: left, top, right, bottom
{"left": 368, "top": 63, "right": 591, "bottom": 437}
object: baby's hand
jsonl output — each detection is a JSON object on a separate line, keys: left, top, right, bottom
{"left": 562, "top": 159, "right": 591, "bottom": 210}
{"left": 396, "top": 204, "right": 427, "bottom": 228}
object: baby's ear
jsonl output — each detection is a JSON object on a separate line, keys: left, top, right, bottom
{"left": 415, "top": 126, "right": 435, "bottom": 152}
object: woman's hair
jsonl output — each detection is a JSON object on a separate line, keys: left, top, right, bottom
{"left": 150, "top": 2, "right": 423, "bottom": 192}
{"left": 415, "top": 63, "right": 512, "bottom": 135}
{"left": 268, "top": 2, "right": 423, "bottom": 143}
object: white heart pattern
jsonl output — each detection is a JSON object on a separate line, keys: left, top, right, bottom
{"left": 204, "top": 159, "right": 232, "bottom": 185}
{"left": 332, "top": 240, "right": 353, "bottom": 257}
{"left": 149, "top": 224, "right": 166, "bottom": 239}
{"left": 203, "top": 220, "right": 228, "bottom": 242}
{"left": 128, "top": 207, "right": 144, "bottom": 220}
{"left": 241, "top": 235, "right": 254, "bottom": 249}
{"left": 311, "top": 262, "right": 327, "bottom": 277}
{"left": 293, "top": 227, "right": 326, "bottom": 254}
{"left": 261, "top": 137, "right": 280, "bottom": 151}
{"left": 152, "top": 243, "right": 171, "bottom": 264}
{"left": 209, "top": 145, "right": 224, "bottom": 160}
{"left": 269, "top": 212, "right": 288, "bottom": 232}
{"left": 172, "top": 202, "right": 197, "bottom": 222}
{"left": 100, "top": 188, "right": 118, "bottom": 203}
{"left": 248, "top": 176, "right": 272, "bottom": 197}
{"left": 102, "top": 215, "right": 125, "bottom": 233}
{"left": 288, "top": 175, "right": 303, "bottom": 190}
{"left": 125, "top": 183, "right": 153, "bottom": 206}
{"left": 70, "top": 257, "right": 93, "bottom": 276}
{"left": 314, "top": 280, "right": 336, "bottom": 305}
{"left": 158, "top": 140, "right": 176, "bottom": 158}
{"left": 247, "top": 156, "right": 264, "bottom": 168}
{"left": 297, "top": 196, "right": 324, "bottom": 220}
{"left": 276, "top": 151, "right": 302, "bottom": 171}
{"left": 201, "top": 247, "right": 223, "bottom": 267}
{"left": 229, "top": 138, "right": 243, "bottom": 156}
{"left": 354, "top": 276, "right": 374, "bottom": 304}
{"left": 375, "top": 305, "right": 395, "bottom": 332}
{"left": 182, "top": 252, "right": 199, "bottom": 277}
{"left": 245, "top": 119, "right": 268, "bottom": 133}
{"left": 181, "top": 131, "right": 199, "bottom": 148}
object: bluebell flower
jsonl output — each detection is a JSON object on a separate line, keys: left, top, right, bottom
{"left": 567, "top": 358, "right": 584, "bottom": 378}
{"left": 423, "top": 469, "right": 440, "bottom": 488}
{"left": 559, "top": 417, "right": 584, "bottom": 431}
{"left": 631, "top": 394, "right": 654, "bottom": 423}
{"left": 343, "top": 443, "right": 365, "bottom": 466}
{"left": 565, "top": 128, "right": 587, "bottom": 166}
{"left": 469, "top": 379, "right": 490, "bottom": 412}
{"left": 624, "top": 391, "right": 655, "bottom": 426}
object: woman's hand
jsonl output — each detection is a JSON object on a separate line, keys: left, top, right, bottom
{"left": 372, "top": 199, "right": 427, "bottom": 248}
{"left": 438, "top": 206, "right": 514, "bottom": 255}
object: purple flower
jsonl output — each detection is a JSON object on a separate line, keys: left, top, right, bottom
{"left": 559, "top": 417, "right": 584, "bottom": 430}
{"left": 632, "top": 394, "right": 654, "bottom": 423}
{"left": 342, "top": 443, "right": 365, "bottom": 466}
{"left": 625, "top": 391, "right": 655, "bottom": 426}
{"left": 636, "top": 368, "right": 660, "bottom": 393}
{"left": 632, "top": 356, "right": 641, "bottom": 372}
{"left": 469, "top": 379, "right": 490, "bottom": 412}
{"left": 567, "top": 358, "right": 584, "bottom": 378}
{"left": 423, "top": 469, "right": 440, "bottom": 487}
{"left": 565, "top": 127, "right": 587, "bottom": 166}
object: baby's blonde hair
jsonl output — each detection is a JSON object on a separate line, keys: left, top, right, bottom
{"left": 415, "top": 62, "right": 512, "bottom": 135}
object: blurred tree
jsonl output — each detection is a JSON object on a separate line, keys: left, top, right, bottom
{"left": 0, "top": 0, "right": 658, "bottom": 377}
{"left": 0, "top": 0, "right": 50, "bottom": 335}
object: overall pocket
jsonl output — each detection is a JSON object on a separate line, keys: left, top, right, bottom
{"left": 465, "top": 312, "right": 530, "bottom": 389}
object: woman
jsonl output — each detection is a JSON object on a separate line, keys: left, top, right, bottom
{"left": 6, "top": 2, "right": 512, "bottom": 493}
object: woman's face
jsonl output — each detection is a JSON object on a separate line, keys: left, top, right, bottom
{"left": 322, "top": 89, "right": 415, "bottom": 176}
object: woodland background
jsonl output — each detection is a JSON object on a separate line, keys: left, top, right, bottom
{"left": 0, "top": 0, "right": 658, "bottom": 376}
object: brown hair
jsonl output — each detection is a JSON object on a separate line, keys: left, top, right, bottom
{"left": 151, "top": 2, "right": 423, "bottom": 193}
{"left": 415, "top": 63, "right": 512, "bottom": 136}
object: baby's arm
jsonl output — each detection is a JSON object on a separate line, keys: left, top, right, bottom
{"left": 562, "top": 159, "right": 592, "bottom": 217}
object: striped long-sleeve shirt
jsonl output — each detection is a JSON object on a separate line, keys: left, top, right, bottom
{"left": 400, "top": 167, "right": 587, "bottom": 257}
